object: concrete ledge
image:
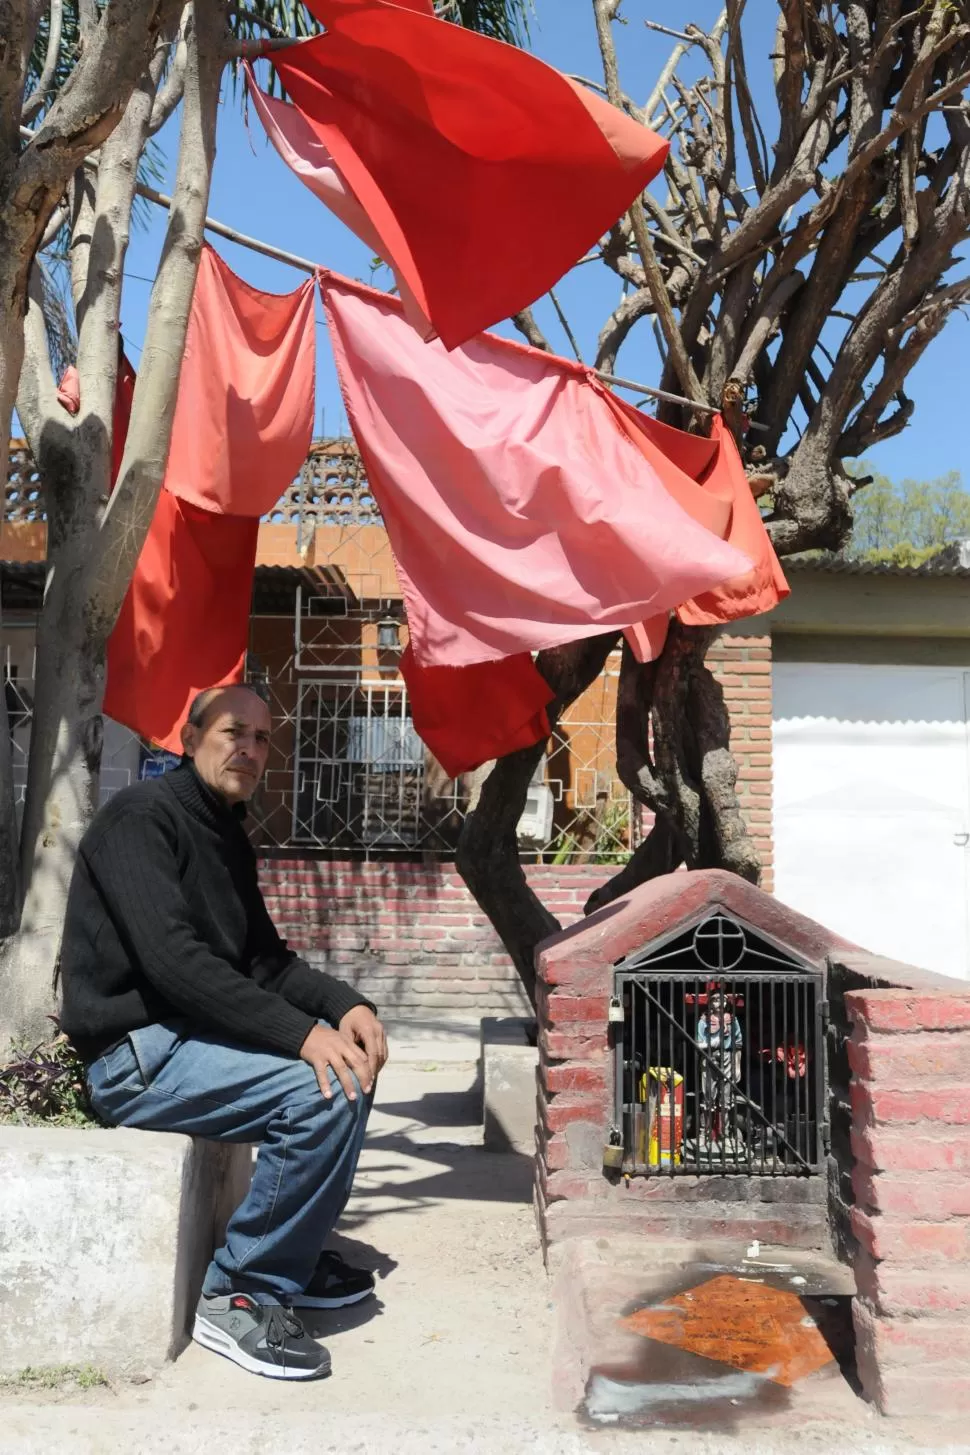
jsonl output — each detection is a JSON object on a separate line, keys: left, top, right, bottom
{"left": 482, "top": 1017, "right": 538, "bottom": 1154}
{"left": 0, "top": 1126, "right": 251, "bottom": 1374}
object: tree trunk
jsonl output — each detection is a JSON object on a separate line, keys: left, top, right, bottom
{"left": 0, "top": 289, "right": 25, "bottom": 942}
{"left": 2, "top": 0, "right": 224, "bottom": 1046}
{"left": 455, "top": 626, "right": 761, "bottom": 1005}
{"left": 456, "top": 633, "right": 619, "bottom": 1007}
{"left": 4, "top": 588, "right": 105, "bottom": 1043}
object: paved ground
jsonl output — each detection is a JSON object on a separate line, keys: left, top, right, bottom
{"left": 1, "top": 1022, "right": 967, "bottom": 1454}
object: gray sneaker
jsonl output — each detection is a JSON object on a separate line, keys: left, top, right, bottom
{"left": 193, "top": 1292, "right": 331, "bottom": 1380}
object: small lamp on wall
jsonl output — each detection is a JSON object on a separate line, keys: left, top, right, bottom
{"left": 377, "top": 615, "right": 402, "bottom": 653}
{"left": 376, "top": 613, "right": 403, "bottom": 678}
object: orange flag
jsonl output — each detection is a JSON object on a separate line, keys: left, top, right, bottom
{"left": 104, "top": 495, "right": 259, "bottom": 752}
{"left": 104, "top": 248, "right": 316, "bottom": 750}
{"left": 164, "top": 246, "right": 316, "bottom": 516}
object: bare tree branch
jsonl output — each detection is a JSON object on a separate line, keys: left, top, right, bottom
{"left": 38, "top": 197, "right": 68, "bottom": 250}
{"left": 91, "top": 0, "right": 224, "bottom": 629}
{"left": 20, "top": 0, "right": 184, "bottom": 207}
{"left": 17, "top": 263, "right": 60, "bottom": 454}
{"left": 149, "top": 10, "right": 189, "bottom": 135}
{"left": 594, "top": 0, "right": 706, "bottom": 403}
{"left": 511, "top": 307, "right": 551, "bottom": 352}
{"left": 548, "top": 287, "right": 583, "bottom": 362}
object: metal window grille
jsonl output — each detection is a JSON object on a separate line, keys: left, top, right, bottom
{"left": 291, "top": 678, "right": 447, "bottom": 849}
{"left": 612, "top": 911, "right": 825, "bottom": 1178}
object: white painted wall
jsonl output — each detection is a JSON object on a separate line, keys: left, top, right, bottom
{"left": 773, "top": 662, "right": 970, "bottom": 980}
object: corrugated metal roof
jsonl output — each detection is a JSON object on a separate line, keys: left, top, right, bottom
{"left": 785, "top": 550, "right": 970, "bottom": 579}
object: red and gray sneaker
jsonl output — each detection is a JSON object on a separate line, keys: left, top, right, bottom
{"left": 193, "top": 1292, "right": 331, "bottom": 1380}
{"left": 287, "top": 1250, "right": 376, "bottom": 1310}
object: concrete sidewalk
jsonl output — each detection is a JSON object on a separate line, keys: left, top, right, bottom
{"left": 1, "top": 1048, "right": 966, "bottom": 1454}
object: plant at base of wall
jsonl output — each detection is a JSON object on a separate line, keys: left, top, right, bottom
{"left": 0, "top": 1025, "right": 95, "bottom": 1127}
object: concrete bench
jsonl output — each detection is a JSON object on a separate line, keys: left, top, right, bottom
{"left": 0, "top": 1127, "right": 252, "bottom": 1374}
{"left": 482, "top": 1016, "right": 538, "bottom": 1155}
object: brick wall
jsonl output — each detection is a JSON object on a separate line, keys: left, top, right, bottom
{"left": 837, "top": 971, "right": 970, "bottom": 1417}
{"left": 708, "top": 632, "right": 774, "bottom": 891}
{"left": 259, "top": 859, "right": 613, "bottom": 1016}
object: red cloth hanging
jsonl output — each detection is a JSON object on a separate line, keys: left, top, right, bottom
{"left": 164, "top": 244, "right": 316, "bottom": 517}
{"left": 273, "top": 2, "right": 669, "bottom": 349}
{"left": 104, "top": 492, "right": 259, "bottom": 752}
{"left": 674, "top": 416, "right": 790, "bottom": 627}
{"left": 400, "top": 644, "right": 553, "bottom": 778}
{"left": 245, "top": 66, "right": 435, "bottom": 339}
{"left": 603, "top": 399, "right": 789, "bottom": 655}
{"left": 105, "top": 246, "right": 317, "bottom": 750}
{"left": 320, "top": 271, "right": 751, "bottom": 668}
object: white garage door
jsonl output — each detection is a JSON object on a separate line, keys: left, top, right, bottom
{"left": 773, "top": 663, "right": 970, "bottom": 980}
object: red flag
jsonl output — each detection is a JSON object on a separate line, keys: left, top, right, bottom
{"left": 274, "top": 1, "right": 668, "bottom": 349}
{"left": 400, "top": 645, "right": 553, "bottom": 777}
{"left": 164, "top": 245, "right": 316, "bottom": 517}
{"left": 602, "top": 400, "right": 790, "bottom": 649}
{"left": 104, "top": 493, "right": 258, "bottom": 753}
{"left": 111, "top": 355, "right": 137, "bottom": 488}
{"left": 244, "top": 66, "right": 434, "bottom": 339}
{"left": 105, "top": 247, "right": 316, "bottom": 750}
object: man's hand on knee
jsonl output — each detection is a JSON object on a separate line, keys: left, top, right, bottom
{"left": 339, "top": 1005, "right": 389, "bottom": 1088}
{"left": 299, "top": 1024, "right": 373, "bottom": 1101}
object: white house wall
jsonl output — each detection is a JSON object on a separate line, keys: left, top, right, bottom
{"left": 773, "top": 661, "right": 970, "bottom": 981}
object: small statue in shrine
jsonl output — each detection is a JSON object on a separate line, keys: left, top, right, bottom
{"left": 697, "top": 990, "right": 743, "bottom": 1148}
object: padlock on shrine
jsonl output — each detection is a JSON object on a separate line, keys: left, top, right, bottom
{"left": 603, "top": 1125, "right": 624, "bottom": 1170}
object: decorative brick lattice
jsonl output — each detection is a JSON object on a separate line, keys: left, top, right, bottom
{"left": 4, "top": 441, "right": 44, "bottom": 522}
{"left": 264, "top": 438, "right": 380, "bottom": 529}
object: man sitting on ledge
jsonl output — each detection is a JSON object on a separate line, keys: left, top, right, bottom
{"left": 59, "top": 683, "right": 387, "bottom": 1382}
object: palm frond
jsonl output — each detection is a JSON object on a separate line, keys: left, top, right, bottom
{"left": 441, "top": 0, "right": 533, "bottom": 45}
{"left": 37, "top": 258, "right": 77, "bottom": 379}
{"left": 25, "top": 2, "right": 81, "bottom": 125}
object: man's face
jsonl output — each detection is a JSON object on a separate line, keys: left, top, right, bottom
{"left": 181, "top": 687, "right": 272, "bottom": 805}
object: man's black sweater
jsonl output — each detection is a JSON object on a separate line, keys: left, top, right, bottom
{"left": 59, "top": 761, "right": 375, "bottom": 1062}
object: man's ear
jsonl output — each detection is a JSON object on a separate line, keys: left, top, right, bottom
{"left": 181, "top": 721, "right": 198, "bottom": 757}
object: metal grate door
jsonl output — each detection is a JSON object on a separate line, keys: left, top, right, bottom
{"left": 612, "top": 912, "right": 826, "bottom": 1178}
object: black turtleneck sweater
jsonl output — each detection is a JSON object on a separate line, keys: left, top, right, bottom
{"left": 59, "top": 761, "right": 375, "bottom": 1062}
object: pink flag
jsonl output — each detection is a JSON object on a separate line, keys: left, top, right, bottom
{"left": 245, "top": 66, "right": 433, "bottom": 339}
{"left": 164, "top": 244, "right": 316, "bottom": 518}
{"left": 320, "top": 273, "right": 752, "bottom": 668}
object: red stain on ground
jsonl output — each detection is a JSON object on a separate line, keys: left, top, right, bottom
{"left": 620, "top": 1275, "right": 834, "bottom": 1387}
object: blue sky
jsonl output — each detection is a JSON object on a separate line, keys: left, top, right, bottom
{"left": 119, "top": 0, "right": 969, "bottom": 485}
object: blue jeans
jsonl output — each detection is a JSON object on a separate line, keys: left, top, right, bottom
{"left": 86, "top": 1020, "right": 372, "bottom": 1304}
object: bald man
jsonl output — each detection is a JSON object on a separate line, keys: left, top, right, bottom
{"left": 60, "top": 684, "right": 388, "bottom": 1382}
